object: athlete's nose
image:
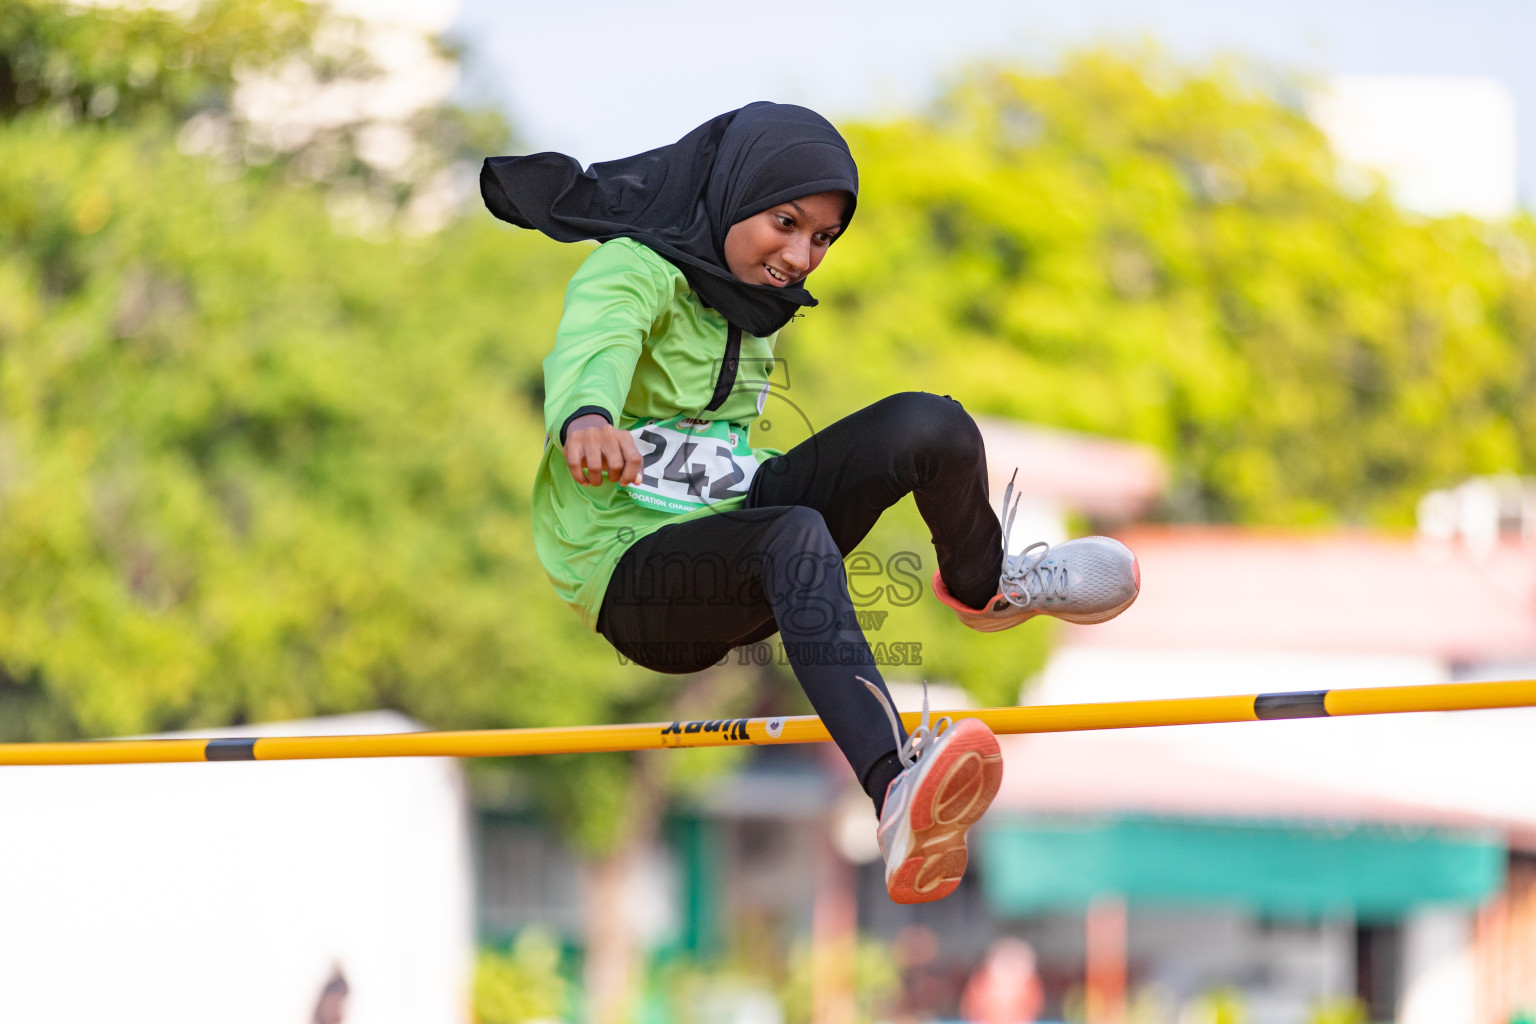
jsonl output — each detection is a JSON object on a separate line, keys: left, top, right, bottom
{"left": 782, "top": 235, "right": 810, "bottom": 274}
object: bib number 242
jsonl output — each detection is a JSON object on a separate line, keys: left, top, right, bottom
{"left": 625, "top": 417, "right": 759, "bottom": 514}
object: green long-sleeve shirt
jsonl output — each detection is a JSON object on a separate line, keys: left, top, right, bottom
{"left": 534, "top": 238, "right": 780, "bottom": 628}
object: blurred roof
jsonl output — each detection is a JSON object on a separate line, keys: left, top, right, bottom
{"left": 1067, "top": 527, "right": 1536, "bottom": 662}
{"left": 994, "top": 728, "right": 1522, "bottom": 836}
{"left": 975, "top": 418, "right": 1167, "bottom": 522}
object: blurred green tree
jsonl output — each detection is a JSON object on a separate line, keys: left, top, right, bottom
{"left": 474, "top": 929, "right": 571, "bottom": 1024}
{"left": 0, "top": 0, "right": 586, "bottom": 739}
{"left": 0, "top": 0, "right": 318, "bottom": 123}
{"left": 794, "top": 49, "right": 1536, "bottom": 528}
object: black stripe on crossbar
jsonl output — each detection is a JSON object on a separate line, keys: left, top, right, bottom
{"left": 205, "top": 738, "right": 258, "bottom": 761}
{"left": 1253, "top": 690, "right": 1331, "bottom": 720}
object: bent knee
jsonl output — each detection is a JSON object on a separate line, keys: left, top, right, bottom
{"left": 882, "top": 392, "right": 984, "bottom": 460}
{"left": 762, "top": 505, "right": 839, "bottom": 555}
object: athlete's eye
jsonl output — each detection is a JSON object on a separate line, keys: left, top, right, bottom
{"left": 775, "top": 214, "right": 794, "bottom": 229}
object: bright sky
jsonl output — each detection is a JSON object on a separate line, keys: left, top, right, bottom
{"left": 449, "top": 0, "right": 1536, "bottom": 210}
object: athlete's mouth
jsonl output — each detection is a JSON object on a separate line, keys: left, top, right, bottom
{"left": 764, "top": 264, "right": 794, "bottom": 286}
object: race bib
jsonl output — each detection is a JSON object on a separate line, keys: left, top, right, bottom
{"left": 625, "top": 415, "right": 759, "bottom": 514}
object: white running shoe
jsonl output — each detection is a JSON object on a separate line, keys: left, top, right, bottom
{"left": 862, "top": 679, "right": 1003, "bottom": 905}
{"left": 932, "top": 472, "right": 1140, "bottom": 633}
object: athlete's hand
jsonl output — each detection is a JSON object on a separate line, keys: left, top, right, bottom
{"left": 564, "top": 413, "right": 642, "bottom": 487}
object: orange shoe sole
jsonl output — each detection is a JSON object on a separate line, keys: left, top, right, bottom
{"left": 885, "top": 720, "right": 1004, "bottom": 904}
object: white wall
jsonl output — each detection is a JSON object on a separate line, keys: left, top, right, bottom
{"left": 0, "top": 712, "right": 473, "bottom": 1024}
{"left": 1399, "top": 907, "right": 1477, "bottom": 1024}
{"left": 1310, "top": 75, "right": 1519, "bottom": 219}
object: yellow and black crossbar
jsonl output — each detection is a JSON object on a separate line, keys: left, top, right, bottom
{"left": 1, "top": 678, "right": 1532, "bottom": 767}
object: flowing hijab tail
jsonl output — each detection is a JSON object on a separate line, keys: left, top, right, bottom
{"left": 480, "top": 109, "right": 737, "bottom": 242}
{"left": 479, "top": 103, "right": 858, "bottom": 337}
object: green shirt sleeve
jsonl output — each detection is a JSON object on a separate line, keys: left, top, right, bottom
{"left": 542, "top": 240, "right": 676, "bottom": 442}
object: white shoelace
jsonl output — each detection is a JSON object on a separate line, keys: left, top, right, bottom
{"left": 997, "top": 469, "right": 1068, "bottom": 610}
{"left": 859, "top": 676, "right": 951, "bottom": 770}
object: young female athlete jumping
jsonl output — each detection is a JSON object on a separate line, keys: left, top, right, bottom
{"left": 480, "top": 102, "right": 1139, "bottom": 904}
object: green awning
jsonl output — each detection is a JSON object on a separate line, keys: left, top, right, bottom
{"left": 980, "top": 815, "right": 1505, "bottom": 917}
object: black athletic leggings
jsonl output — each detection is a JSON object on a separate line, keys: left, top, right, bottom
{"left": 596, "top": 392, "right": 1005, "bottom": 783}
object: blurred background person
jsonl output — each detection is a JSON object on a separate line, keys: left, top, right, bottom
{"left": 310, "top": 968, "right": 349, "bottom": 1024}
{"left": 961, "top": 938, "right": 1045, "bottom": 1024}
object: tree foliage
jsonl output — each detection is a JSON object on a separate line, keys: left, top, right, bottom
{"left": 0, "top": 111, "right": 610, "bottom": 738}
{"left": 474, "top": 930, "right": 571, "bottom": 1024}
{"left": 0, "top": 0, "right": 317, "bottom": 123}
{"left": 793, "top": 50, "right": 1536, "bottom": 526}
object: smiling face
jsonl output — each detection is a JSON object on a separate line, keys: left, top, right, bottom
{"left": 722, "top": 190, "right": 848, "bottom": 288}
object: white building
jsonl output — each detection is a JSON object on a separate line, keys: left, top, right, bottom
{"left": 1310, "top": 75, "right": 1519, "bottom": 220}
{"left": 0, "top": 712, "right": 474, "bottom": 1024}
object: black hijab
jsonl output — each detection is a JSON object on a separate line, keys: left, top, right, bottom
{"left": 480, "top": 102, "right": 858, "bottom": 337}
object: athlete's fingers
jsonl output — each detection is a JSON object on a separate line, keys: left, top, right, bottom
{"left": 565, "top": 419, "right": 641, "bottom": 486}
{"left": 566, "top": 437, "right": 597, "bottom": 485}
{"left": 568, "top": 430, "right": 624, "bottom": 485}
{"left": 602, "top": 432, "right": 638, "bottom": 488}
{"left": 592, "top": 436, "right": 629, "bottom": 488}
{"left": 564, "top": 414, "right": 618, "bottom": 486}
{"left": 589, "top": 436, "right": 614, "bottom": 485}
{"left": 619, "top": 433, "right": 643, "bottom": 486}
